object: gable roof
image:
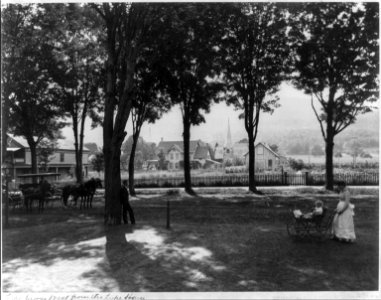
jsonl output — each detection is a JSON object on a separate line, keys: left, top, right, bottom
{"left": 243, "top": 142, "right": 281, "bottom": 157}
{"left": 194, "top": 144, "right": 212, "bottom": 159}
{"left": 7, "top": 134, "right": 29, "bottom": 148}
{"left": 157, "top": 140, "right": 203, "bottom": 154}
{"left": 6, "top": 134, "right": 90, "bottom": 152}
{"left": 168, "top": 144, "right": 183, "bottom": 153}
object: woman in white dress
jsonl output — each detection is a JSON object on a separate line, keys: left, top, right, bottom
{"left": 332, "top": 181, "right": 356, "bottom": 242}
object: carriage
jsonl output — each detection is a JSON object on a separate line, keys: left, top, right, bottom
{"left": 286, "top": 207, "right": 336, "bottom": 241}
{"left": 17, "top": 173, "right": 61, "bottom": 212}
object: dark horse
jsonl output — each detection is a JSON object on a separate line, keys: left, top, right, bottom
{"left": 62, "top": 178, "right": 102, "bottom": 209}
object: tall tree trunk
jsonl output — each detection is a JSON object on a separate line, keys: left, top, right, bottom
{"left": 78, "top": 137, "right": 84, "bottom": 182}
{"left": 325, "top": 127, "right": 335, "bottom": 190}
{"left": 79, "top": 93, "right": 89, "bottom": 182}
{"left": 128, "top": 130, "right": 140, "bottom": 196}
{"left": 73, "top": 119, "right": 83, "bottom": 184}
{"left": 101, "top": 3, "right": 146, "bottom": 225}
{"left": 183, "top": 118, "right": 195, "bottom": 195}
{"left": 103, "top": 51, "right": 119, "bottom": 224}
{"left": 104, "top": 132, "right": 126, "bottom": 225}
{"left": 247, "top": 128, "right": 258, "bottom": 193}
{"left": 29, "top": 142, "right": 38, "bottom": 183}
{"left": 325, "top": 93, "right": 335, "bottom": 191}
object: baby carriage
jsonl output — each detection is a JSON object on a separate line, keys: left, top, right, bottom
{"left": 286, "top": 207, "right": 335, "bottom": 241}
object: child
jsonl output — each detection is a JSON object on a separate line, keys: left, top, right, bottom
{"left": 293, "top": 200, "right": 324, "bottom": 220}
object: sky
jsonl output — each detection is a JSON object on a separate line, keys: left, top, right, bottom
{"left": 61, "top": 82, "right": 378, "bottom": 148}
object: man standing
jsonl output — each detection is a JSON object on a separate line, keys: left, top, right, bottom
{"left": 120, "top": 180, "right": 135, "bottom": 224}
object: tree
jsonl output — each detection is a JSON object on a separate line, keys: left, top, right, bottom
{"left": 238, "top": 138, "right": 248, "bottom": 143}
{"left": 289, "top": 158, "right": 305, "bottom": 171}
{"left": 90, "top": 151, "right": 104, "bottom": 176}
{"left": 49, "top": 4, "right": 104, "bottom": 183}
{"left": 92, "top": 3, "right": 154, "bottom": 224}
{"left": 158, "top": 149, "right": 167, "bottom": 170}
{"left": 360, "top": 152, "right": 372, "bottom": 159}
{"left": 157, "top": 4, "right": 224, "bottom": 195}
{"left": 0, "top": 5, "right": 32, "bottom": 164}
{"left": 84, "top": 143, "right": 100, "bottom": 154}
{"left": 347, "top": 140, "right": 364, "bottom": 166}
{"left": 127, "top": 37, "right": 171, "bottom": 195}
{"left": 122, "top": 135, "right": 157, "bottom": 172}
{"left": 2, "top": 4, "right": 66, "bottom": 177}
{"left": 37, "top": 139, "right": 57, "bottom": 172}
{"left": 269, "top": 144, "right": 279, "bottom": 153}
{"left": 221, "top": 3, "right": 292, "bottom": 193}
{"left": 293, "top": 3, "right": 379, "bottom": 190}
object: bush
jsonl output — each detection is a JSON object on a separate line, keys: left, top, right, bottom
{"left": 289, "top": 158, "right": 305, "bottom": 171}
{"left": 166, "top": 189, "right": 180, "bottom": 196}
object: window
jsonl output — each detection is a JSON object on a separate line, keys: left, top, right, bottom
{"left": 256, "top": 147, "right": 263, "bottom": 155}
{"left": 60, "top": 153, "right": 64, "bottom": 162}
{"left": 268, "top": 159, "right": 273, "bottom": 169}
{"left": 170, "top": 153, "right": 174, "bottom": 160}
{"left": 175, "top": 162, "right": 179, "bottom": 169}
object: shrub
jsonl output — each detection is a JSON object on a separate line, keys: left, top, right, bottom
{"left": 166, "top": 189, "right": 180, "bottom": 196}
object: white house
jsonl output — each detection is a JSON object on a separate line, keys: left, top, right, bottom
{"left": 156, "top": 139, "right": 219, "bottom": 170}
{"left": 244, "top": 142, "right": 288, "bottom": 172}
{"left": 5, "top": 134, "right": 91, "bottom": 183}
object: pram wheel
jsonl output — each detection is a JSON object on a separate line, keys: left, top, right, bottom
{"left": 287, "top": 219, "right": 303, "bottom": 240}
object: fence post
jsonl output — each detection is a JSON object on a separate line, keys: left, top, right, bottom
{"left": 284, "top": 172, "right": 288, "bottom": 186}
{"left": 305, "top": 172, "right": 309, "bottom": 185}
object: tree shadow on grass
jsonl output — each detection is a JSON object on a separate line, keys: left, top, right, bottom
{"left": 101, "top": 224, "right": 236, "bottom": 292}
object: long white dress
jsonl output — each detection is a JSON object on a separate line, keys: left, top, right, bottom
{"left": 332, "top": 189, "right": 356, "bottom": 241}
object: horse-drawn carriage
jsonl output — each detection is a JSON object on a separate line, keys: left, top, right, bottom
{"left": 17, "top": 173, "right": 61, "bottom": 212}
{"left": 6, "top": 173, "right": 102, "bottom": 212}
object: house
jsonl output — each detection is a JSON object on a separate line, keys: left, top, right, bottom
{"left": 156, "top": 138, "right": 219, "bottom": 170}
{"left": 244, "top": 142, "right": 288, "bottom": 172}
{"left": 193, "top": 143, "right": 221, "bottom": 169}
{"left": 232, "top": 141, "right": 249, "bottom": 160}
{"left": 142, "top": 160, "right": 159, "bottom": 171}
{"left": 5, "top": 134, "right": 91, "bottom": 183}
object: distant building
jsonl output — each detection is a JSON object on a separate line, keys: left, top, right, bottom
{"left": 5, "top": 134, "right": 91, "bottom": 183}
{"left": 213, "top": 119, "right": 235, "bottom": 162}
{"left": 156, "top": 138, "right": 220, "bottom": 170}
{"left": 244, "top": 142, "right": 288, "bottom": 172}
{"left": 232, "top": 141, "right": 249, "bottom": 160}
{"left": 142, "top": 160, "right": 159, "bottom": 171}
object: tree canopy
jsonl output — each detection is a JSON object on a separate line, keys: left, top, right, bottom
{"left": 2, "top": 4, "right": 67, "bottom": 174}
{"left": 220, "top": 2, "right": 292, "bottom": 192}
{"left": 293, "top": 2, "right": 379, "bottom": 189}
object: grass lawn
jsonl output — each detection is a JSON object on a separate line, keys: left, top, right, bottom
{"left": 2, "top": 187, "right": 379, "bottom": 293}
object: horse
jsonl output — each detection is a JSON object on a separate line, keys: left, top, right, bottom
{"left": 83, "top": 178, "right": 102, "bottom": 209}
{"left": 62, "top": 178, "right": 102, "bottom": 209}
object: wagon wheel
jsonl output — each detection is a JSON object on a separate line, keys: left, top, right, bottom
{"left": 287, "top": 219, "right": 301, "bottom": 241}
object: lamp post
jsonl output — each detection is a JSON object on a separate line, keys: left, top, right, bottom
{"left": 2, "top": 162, "right": 12, "bottom": 227}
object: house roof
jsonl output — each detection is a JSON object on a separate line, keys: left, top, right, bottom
{"left": 194, "top": 144, "right": 212, "bottom": 159}
{"left": 157, "top": 140, "right": 203, "bottom": 154}
{"left": 243, "top": 142, "right": 281, "bottom": 157}
{"left": 7, "top": 134, "right": 29, "bottom": 148}
{"left": 6, "top": 134, "right": 90, "bottom": 152}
